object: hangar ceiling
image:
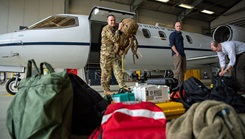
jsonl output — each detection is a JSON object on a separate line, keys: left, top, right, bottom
{"left": 99, "top": 0, "right": 245, "bottom": 27}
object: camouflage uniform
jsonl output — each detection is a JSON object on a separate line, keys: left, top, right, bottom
{"left": 100, "top": 25, "right": 126, "bottom": 93}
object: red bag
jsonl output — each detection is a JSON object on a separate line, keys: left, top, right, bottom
{"left": 89, "top": 102, "right": 166, "bottom": 139}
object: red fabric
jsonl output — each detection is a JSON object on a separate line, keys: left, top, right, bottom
{"left": 94, "top": 102, "right": 166, "bottom": 139}
{"left": 89, "top": 127, "right": 101, "bottom": 139}
{"left": 66, "top": 69, "right": 77, "bottom": 75}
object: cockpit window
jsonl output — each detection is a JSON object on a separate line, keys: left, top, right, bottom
{"left": 142, "top": 29, "right": 151, "bottom": 38}
{"left": 28, "top": 16, "right": 78, "bottom": 29}
{"left": 158, "top": 31, "right": 167, "bottom": 40}
{"left": 186, "top": 35, "right": 193, "bottom": 44}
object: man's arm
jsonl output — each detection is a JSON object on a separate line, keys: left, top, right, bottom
{"left": 227, "top": 45, "right": 236, "bottom": 67}
{"left": 171, "top": 46, "right": 179, "bottom": 56}
{"left": 217, "top": 52, "right": 227, "bottom": 76}
{"left": 106, "top": 26, "right": 120, "bottom": 43}
{"left": 219, "top": 43, "right": 236, "bottom": 76}
{"left": 169, "top": 33, "right": 179, "bottom": 56}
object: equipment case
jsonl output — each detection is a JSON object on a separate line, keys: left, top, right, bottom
{"left": 156, "top": 101, "right": 185, "bottom": 120}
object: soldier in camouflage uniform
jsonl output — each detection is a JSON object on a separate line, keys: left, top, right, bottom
{"left": 100, "top": 14, "right": 128, "bottom": 95}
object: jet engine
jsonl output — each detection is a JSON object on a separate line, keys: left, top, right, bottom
{"left": 213, "top": 25, "right": 245, "bottom": 43}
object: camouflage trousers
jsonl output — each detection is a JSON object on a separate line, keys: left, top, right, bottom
{"left": 100, "top": 55, "right": 126, "bottom": 92}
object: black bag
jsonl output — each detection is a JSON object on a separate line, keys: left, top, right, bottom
{"left": 171, "top": 77, "right": 210, "bottom": 109}
{"left": 68, "top": 73, "right": 109, "bottom": 136}
{"left": 211, "top": 75, "right": 239, "bottom": 91}
{"left": 210, "top": 76, "right": 245, "bottom": 113}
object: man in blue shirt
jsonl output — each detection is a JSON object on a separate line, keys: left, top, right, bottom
{"left": 169, "top": 22, "right": 186, "bottom": 85}
{"left": 210, "top": 40, "right": 245, "bottom": 93}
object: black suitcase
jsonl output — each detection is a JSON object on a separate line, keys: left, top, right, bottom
{"left": 146, "top": 78, "right": 178, "bottom": 90}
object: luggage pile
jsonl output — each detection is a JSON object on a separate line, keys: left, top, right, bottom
{"left": 170, "top": 76, "right": 245, "bottom": 113}
{"left": 9, "top": 59, "right": 244, "bottom": 139}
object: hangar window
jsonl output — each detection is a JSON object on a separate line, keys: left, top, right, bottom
{"left": 158, "top": 31, "right": 167, "bottom": 40}
{"left": 28, "top": 16, "right": 78, "bottom": 29}
{"left": 186, "top": 35, "right": 193, "bottom": 44}
{"left": 142, "top": 29, "right": 151, "bottom": 38}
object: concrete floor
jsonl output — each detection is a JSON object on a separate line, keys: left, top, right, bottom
{"left": 0, "top": 83, "right": 13, "bottom": 139}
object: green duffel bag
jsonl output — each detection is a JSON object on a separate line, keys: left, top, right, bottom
{"left": 6, "top": 59, "right": 73, "bottom": 139}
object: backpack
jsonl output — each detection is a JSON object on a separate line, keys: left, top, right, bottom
{"left": 210, "top": 76, "right": 245, "bottom": 113}
{"left": 89, "top": 102, "right": 166, "bottom": 139}
{"left": 211, "top": 75, "right": 239, "bottom": 91}
{"left": 6, "top": 59, "right": 73, "bottom": 139}
{"left": 170, "top": 76, "right": 210, "bottom": 109}
{"left": 68, "top": 73, "right": 109, "bottom": 136}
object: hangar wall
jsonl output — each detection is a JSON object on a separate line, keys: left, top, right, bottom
{"left": 0, "top": 0, "right": 65, "bottom": 34}
{"left": 211, "top": 0, "right": 245, "bottom": 28}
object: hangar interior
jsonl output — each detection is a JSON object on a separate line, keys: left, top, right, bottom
{"left": 0, "top": 0, "right": 245, "bottom": 84}
{"left": 1, "top": 0, "right": 245, "bottom": 34}
{"left": 0, "top": 0, "right": 245, "bottom": 139}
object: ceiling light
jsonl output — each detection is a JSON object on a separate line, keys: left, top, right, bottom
{"left": 156, "top": 0, "right": 169, "bottom": 3}
{"left": 201, "top": 9, "right": 214, "bottom": 14}
{"left": 94, "top": 8, "right": 99, "bottom": 15}
{"left": 178, "top": 3, "right": 194, "bottom": 9}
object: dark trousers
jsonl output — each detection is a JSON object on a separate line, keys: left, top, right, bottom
{"left": 234, "top": 52, "right": 245, "bottom": 91}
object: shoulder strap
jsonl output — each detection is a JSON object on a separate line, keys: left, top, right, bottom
{"left": 26, "top": 59, "right": 40, "bottom": 78}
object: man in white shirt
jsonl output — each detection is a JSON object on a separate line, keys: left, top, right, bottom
{"left": 210, "top": 41, "right": 245, "bottom": 92}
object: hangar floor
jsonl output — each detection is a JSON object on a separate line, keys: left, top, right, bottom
{"left": 0, "top": 84, "right": 12, "bottom": 139}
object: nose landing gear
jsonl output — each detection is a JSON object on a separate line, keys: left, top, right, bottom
{"left": 5, "top": 73, "right": 21, "bottom": 95}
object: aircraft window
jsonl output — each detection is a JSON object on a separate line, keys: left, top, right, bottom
{"left": 28, "top": 16, "right": 78, "bottom": 29}
{"left": 142, "top": 29, "right": 151, "bottom": 38}
{"left": 186, "top": 35, "right": 193, "bottom": 44}
{"left": 158, "top": 31, "right": 167, "bottom": 40}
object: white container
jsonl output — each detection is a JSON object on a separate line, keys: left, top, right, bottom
{"left": 131, "top": 84, "right": 170, "bottom": 103}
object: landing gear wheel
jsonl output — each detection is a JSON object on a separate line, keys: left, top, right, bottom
{"left": 5, "top": 78, "right": 21, "bottom": 95}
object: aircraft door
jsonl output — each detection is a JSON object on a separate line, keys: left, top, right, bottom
{"left": 89, "top": 6, "right": 135, "bottom": 23}
{"left": 11, "top": 32, "right": 24, "bottom": 45}
{"left": 86, "top": 6, "right": 136, "bottom": 86}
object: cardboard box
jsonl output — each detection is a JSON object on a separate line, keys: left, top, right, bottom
{"left": 132, "top": 84, "right": 170, "bottom": 103}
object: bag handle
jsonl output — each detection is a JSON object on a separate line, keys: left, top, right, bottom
{"left": 40, "top": 62, "right": 55, "bottom": 74}
{"left": 26, "top": 59, "right": 40, "bottom": 78}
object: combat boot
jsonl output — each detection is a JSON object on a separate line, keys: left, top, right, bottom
{"left": 122, "top": 85, "right": 132, "bottom": 92}
{"left": 104, "top": 90, "right": 114, "bottom": 95}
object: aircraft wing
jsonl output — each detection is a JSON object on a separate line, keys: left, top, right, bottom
{"left": 186, "top": 55, "right": 219, "bottom": 68}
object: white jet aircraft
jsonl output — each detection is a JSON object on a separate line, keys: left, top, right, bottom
{"left": 0, "top": 6, "right": 244, "bottom": 94}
